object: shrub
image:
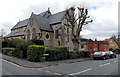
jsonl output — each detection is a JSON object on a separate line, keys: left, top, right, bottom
{"left": 27, "top": 45, "right": 45, "bottom": 62}
{"left": 68, "top": 52, "right": 78, "bottom": 59}
{"left": 2, "top": 39, "right": 35, "bottom": 58}
{"left": 2, "top": 40, "right": 8, "bottom": 48}
{"left": 45, "top": 46, "right": 69, "bottom": 61}
{"left": 16, "top": 41, "right": 33, "bottom": 59}
{"left": 68, "top": 51, "right": 91, "bottom": 59}
{"left": 80, "top": 51, "right": 91, "bottom": 58}
{"left": 2, "top": 48, "right": 16, "bottom": 56}
{"left": 2, "top": 40, "right": 15, "bottom": 48}
{"left": 30, "top": 39, "right": 44, "bottom": 46}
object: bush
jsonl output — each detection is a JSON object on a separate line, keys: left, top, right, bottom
{"left": 45, "top": 46, "right": 69, "bottom": 61}
{"left": 68, "top": 52, "right": 78, "bottom": 59}
{"left": 2, "top": 48, "right": 16, "bottom": 56}
{"left": 27, "top": 45, "right": 45, "bottom": 62}
{"left": 2, "top": 39, "right": 34, "bottom": 59}
{"left": 80, "top": 51, "right": 91, "bottom": 58}
{"left": 30, "top": 39, "right": 44, "bottom": 46}
{"left": 2, "top": 40, "right": 8, "bottom": 48}
{"left": 2, "top": 40, "right": 15, "bottom": 48}
{"left": 68, "top": 51, "right": 91, "bottom": 59}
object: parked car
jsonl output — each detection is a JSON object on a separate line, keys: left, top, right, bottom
{"left": 92, "top": 51, "right": 109, "bottom": 60}
{"left": 104, "top": 51, "right": 116, "bottom": 58}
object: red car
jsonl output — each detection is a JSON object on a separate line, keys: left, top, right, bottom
{"left": 104, "top": 51, "right": 116, "bottom": 58}
{"left": 92, "top": 51, "right": 109, "bottom": 60}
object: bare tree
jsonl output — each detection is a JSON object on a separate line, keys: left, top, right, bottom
{"left": 65, "top": 7, "right": 93, "bottom": 52}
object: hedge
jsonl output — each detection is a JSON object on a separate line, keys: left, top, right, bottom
{"left": 2, "top": 48, "right": 16, "bottom": 56}
{"left": 68, "top": 52, "right": 78, "bottom": 59}
{"left": 30, "top": 39, "right": 44, "bottom": 46}
{"left": 68, "top": 51, "right": 91, "bottom": 59}
{"left": 79, "top": 51, "right": 91, "bottom": 58}
{"left": 27, "top": 45, "right": 45, "bottom": 62}
{"left": 45, "top": 46, "right": 69, "bottom": 61}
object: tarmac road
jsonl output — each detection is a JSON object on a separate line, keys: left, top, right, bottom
{"left": 1, "top": 55, "right": 120, "bottom": 76}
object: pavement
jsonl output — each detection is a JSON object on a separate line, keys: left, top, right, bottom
{"left": 1, "top": 54, "right": 91, "bottom": 68}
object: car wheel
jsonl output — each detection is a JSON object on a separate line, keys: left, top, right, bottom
{"left": 102, "top": 57, "right": 106, "bottom": 60}
{"left": 93, "top": 58, "right": 96, "bottom": 60}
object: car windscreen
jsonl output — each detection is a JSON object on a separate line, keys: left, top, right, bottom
{"left": 94, "top": 52, "right": 102, "bottom": 54}
{"left": 105, "top": 51, "right": 109, "bottom": 54}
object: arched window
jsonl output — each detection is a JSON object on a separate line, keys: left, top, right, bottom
{"left": 27, "top": 29, "right": 30, "bottom": 40}
{"left": 32, "top": 28, "right": 36, "bottom": 39}
{"left": 45, "top": 34, "right": 50, "bottom": 39}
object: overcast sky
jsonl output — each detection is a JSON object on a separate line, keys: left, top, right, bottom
{"left": 0, "top": 0, "right": 119, "bottom": 40}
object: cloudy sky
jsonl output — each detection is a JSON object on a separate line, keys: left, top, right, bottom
{"left": 0, "top": 0, "right": 119, "bottom": 40}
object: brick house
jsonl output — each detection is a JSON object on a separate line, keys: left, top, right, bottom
{"left": 87, "top": 40, "right": 108, "bottom": 52}
{"left": 105, "top": 37, "right": 120, "bottom": 50}
{"left": 79, "top": 38, "right": 92, "bottom": 51}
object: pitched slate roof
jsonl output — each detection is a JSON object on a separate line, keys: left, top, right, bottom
{"left": 11, "top": 19, "right": 29, "bottom": 30}
{"left": 37, "top": 11, "right": 47, "bottom": 16}
{"left": 35, "top": 14, "right": 53, "bottom": 31}
{"left": 7, "top": 9, "right": 66, "bottom": 38}
{"left": 5, "top": 30, "right": 25, "bottom": 37}
{"left": 49, "top": 11, "right": 66, "bottom": 24}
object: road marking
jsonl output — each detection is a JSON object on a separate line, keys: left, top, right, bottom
{"left": 0, "top": 58, "right": 25, "bottom": 69}
{"left": 113, "top": 60, "right": 119, "bottom": 63}
{"left": 37, "top": 68, "right": 42, "bottom": 70}
{"left": 0, "top": 58, "right": 36, "bottom": 69}
{"left": 69, "top": 68, "right": 92, "bottom": 76}
{"left": 46, "top": 71, "right": 50, "bottom": 72}
{"left": 99, "top": 63, "right": 110, "bottom": 67}
{"left": 54, "top": 73, "right": 62, "bottom": 75}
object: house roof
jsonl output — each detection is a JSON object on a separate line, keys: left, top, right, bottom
{"left": 111, "top": 37, "right": 120, "bottom": 48}
{"left": 11, "top": 10, "right": 66, "bottom": 31}
{"left": 11, "top": 19, "right": 29, "bottom": 30}
{"left": 7, "top": 9, "right": 66, "bottom": 37}
{"left": 5, "top": 30, "right": 25, "bottom": 37}
{"left": 37, "top": 11, "right": 47, "bottom": 16}
{"left": 35, "top": 14, "right": 53, "bottom": 31}
{"left": 49, "top": 11, "right": 66, "bottom": 25}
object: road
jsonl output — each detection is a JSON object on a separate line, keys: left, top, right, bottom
{"left": 1, "top": 55, "right": 120, "bottom": 76}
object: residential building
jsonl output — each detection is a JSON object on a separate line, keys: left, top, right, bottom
{"left": 79, "top": 38, "right": 92, "bottom": 51}
{"left": 105, "top": 37, "right": 120, "bottom": 50}
{"left": 87, "top": 40, "right": 108, "bottom": 52}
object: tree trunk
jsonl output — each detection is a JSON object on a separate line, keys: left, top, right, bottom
{"left": 72, "top": 38, "right": 79, "bottom": 52}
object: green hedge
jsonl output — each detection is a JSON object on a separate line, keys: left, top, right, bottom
{"left": 80, "top": 51, "right": 91, "bottom": 57}
{"left": 30, "top": 39, "right": 44, "bottom": 46}
{"left": 68, "top": 51, "right": 91, "bottom": 59}
{"left": 68, "top": 52, "right": 78, "bottom": 59}
{"left": 27, "top": 45, "right": 45, "bottom": 62}
{"left": 2, "top": 48, "right": 16, "bottom": 56}
{"left": 45, "top": 46, "right": 69, "bottom": 61}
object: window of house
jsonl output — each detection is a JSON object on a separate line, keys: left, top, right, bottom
{"left": 81, "top": 44, "right": 84, "bottom": 48}
{"left": 55, "top": 30, "right": 59, "bottom": 39}
{"left": 45, "top": 34, "right": 50, "bottom": 39}
{"left": 58, "top": 41, "right": 60, "bottom": 46}
{"left": 38, "top": 33, "right": 42, "bottom": 38}
{"left": 66, "top": 28, "right": 69, "bottom": 35}
{"left": 30, "top": 18, "right": 34, "bottom": 27}
{"left": 110, "top": 40, "right": 112, "bottom": 43}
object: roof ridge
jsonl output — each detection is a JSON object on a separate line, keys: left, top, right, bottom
{"left": 113, "top": 38, "right": 120, "bottom": 48}
{"left": 50, "top": 10, "right": 66, "bottom": 16}
{"left": 35, "top": 14, "right": 50, "bottom": 20}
